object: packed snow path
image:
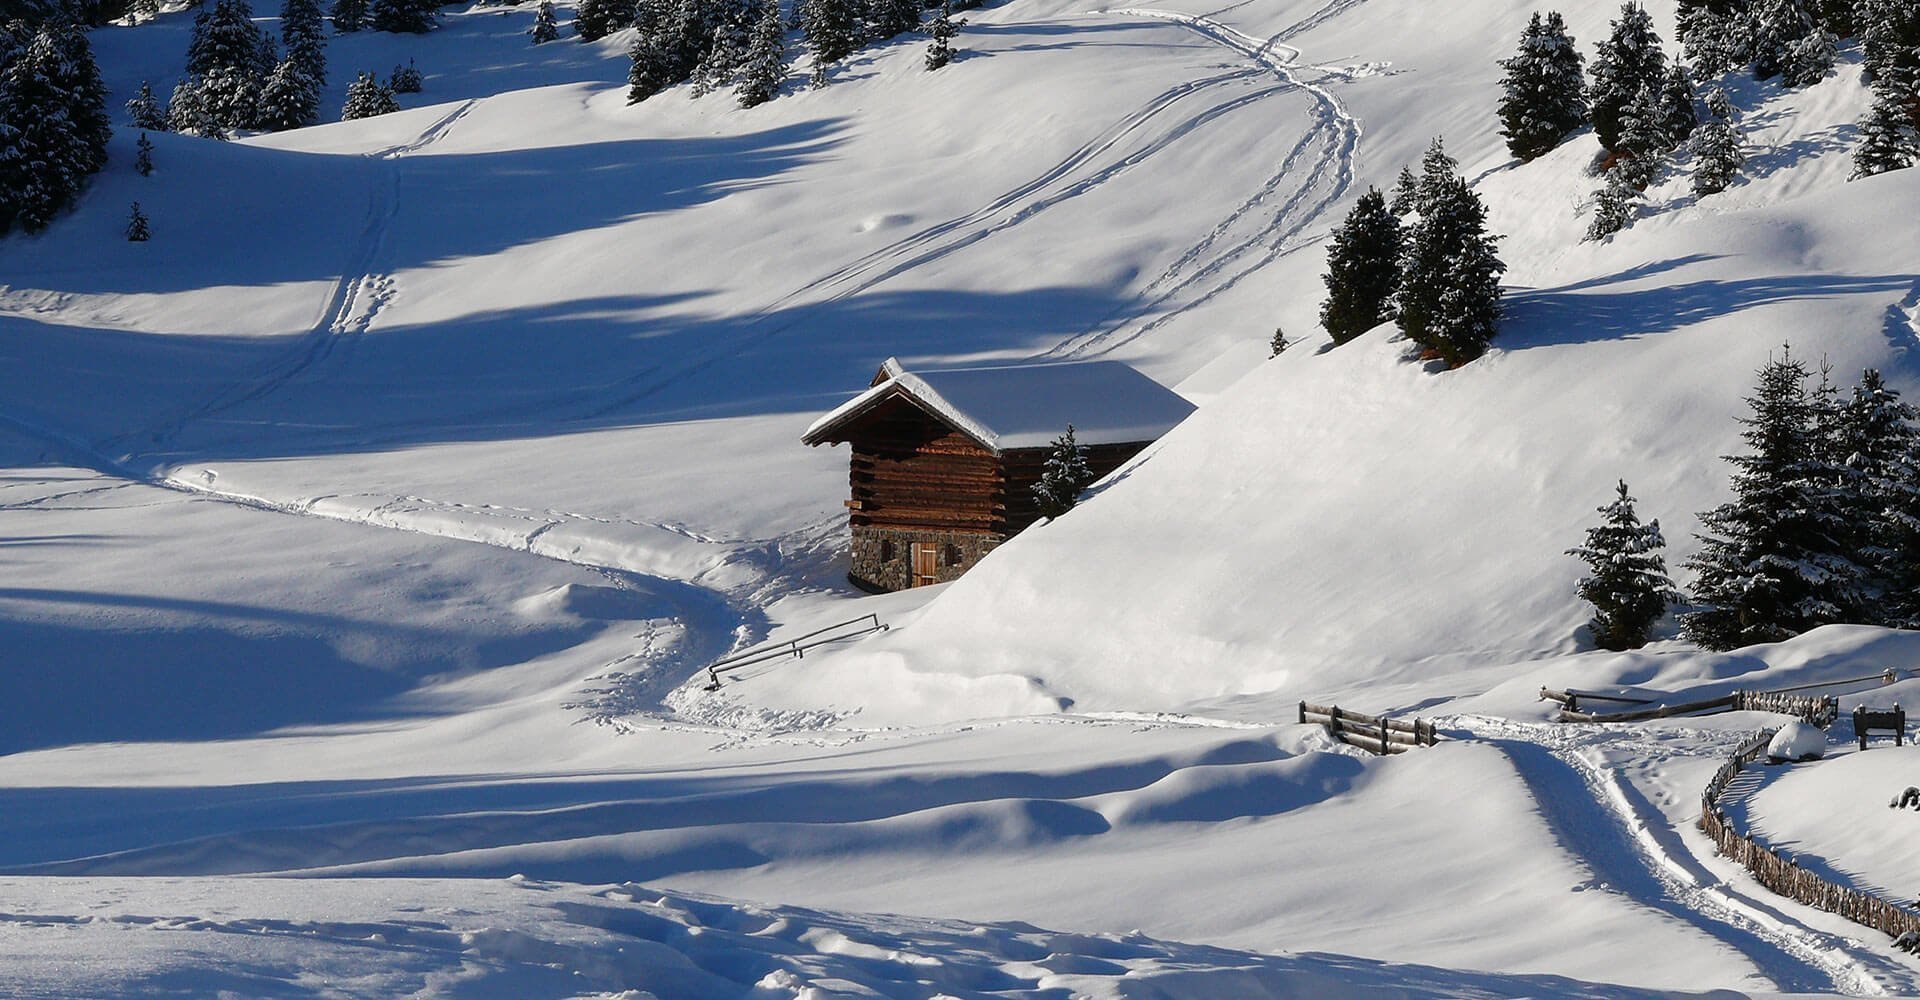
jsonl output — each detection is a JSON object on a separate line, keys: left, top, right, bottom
{"left": 1463, "top": 718, "right": 1920, "bottom": 995}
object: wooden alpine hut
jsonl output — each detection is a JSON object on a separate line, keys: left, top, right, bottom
{"left": 801, "top": 356, "right": 1195, "bottom": 592}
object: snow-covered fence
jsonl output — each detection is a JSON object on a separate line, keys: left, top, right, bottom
{"left": 1555, "top": 690, "right": 1838, "bottom": 726}
{"left": 1297, "top": 702, "right": 1438, "bottom": 755}
{"left": 1699, "top": 730, "right": 1920, "bottom": 950}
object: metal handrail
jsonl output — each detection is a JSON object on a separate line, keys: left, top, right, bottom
{"left": 704, "top": 613, "right": 888, "bottom": 689}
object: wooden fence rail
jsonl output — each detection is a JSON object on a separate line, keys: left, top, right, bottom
{"left": 1699, "top": 729, "right": 1920, "bottom": 951}
{"left": 1557, "top": 690, "right": 1839, "bottom": 726}
{"left": 1298, "top": 702, "right": 1438, "bottom": 755}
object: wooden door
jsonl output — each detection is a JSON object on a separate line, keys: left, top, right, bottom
{"left": 910, "top": 542, "right": 939, "bottom": 587}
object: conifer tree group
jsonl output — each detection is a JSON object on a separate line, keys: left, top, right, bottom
{"left": 342, "top": 69, "right": 399, "bottom": 118}
{"left": 1681, "top": 349, "right": 1920, "bottom": 649}
{"left": 163, "top": 0, "right": 326, "bottom": 135}
{"left": 369, "top": 0, "right": 437, "bottom": 33}
{"left": 1393, "top": 138, "right": 1505, "bottom": 366}
{"left": 1317, "top": 139, "right": 1502, "bottom": 365}
{"left": 1567, "top": 480, "right": 1679, "bottom": 650}
{"left": 1589, "top": 3, "right": 1667, "bottom": 153}
{"left": 626, "top": 0, "right": 928, "bottom": 105}
{"left": 571, "top": 0, "right": 629, "bottom": 41}
{"left": 0, "top": 19, "right": 109, "bottom": 235}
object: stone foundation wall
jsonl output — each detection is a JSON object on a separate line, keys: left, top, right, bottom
{"left": 850, "top": 526, "right": 1001, "bottom": 592}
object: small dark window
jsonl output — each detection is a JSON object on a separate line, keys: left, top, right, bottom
{"left": 879, "top": 540, "right": 895, "bottom": 562}
{"left": 944, "top": 544, "right": 962, "bottom": 566}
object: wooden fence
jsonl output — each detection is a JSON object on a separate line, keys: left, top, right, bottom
{"left": 1699, "top": 730, "right": 1920, "bottom": 950}
{"left": 1551, "top": 689, "right": 1839, "bottom": 726}
{"left": 1298, "top": 702, "right": 1438, "bottom": 755}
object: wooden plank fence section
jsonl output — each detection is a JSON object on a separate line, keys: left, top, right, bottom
{"left": 1699, "top": 729, "right": 1920, "bottom": 951}
{"left": 1298, "top": 702, "right": 1438, "bottom": 755}
{"left": 1557, "top": 689, "right": 1839, "bottom": 726}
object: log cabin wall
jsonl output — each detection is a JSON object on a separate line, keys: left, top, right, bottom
{"left": 996, "top": 442, "right": 1151, "bottom": 536}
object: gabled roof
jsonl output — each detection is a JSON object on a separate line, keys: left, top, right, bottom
{"left": 802, "top": 357, "right": 1196, "bottom": 455}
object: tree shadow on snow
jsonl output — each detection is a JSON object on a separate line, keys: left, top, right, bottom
{"left": 1502, "top": 259, "right": 1919, "bottom": 351}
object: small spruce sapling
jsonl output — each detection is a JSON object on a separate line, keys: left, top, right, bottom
{"left": 1032, "top": 425, "right": 1094, "bottom": 520}
{"left": 126, "top": 80, "right": 168, "bottom": 130}
{"left": 134, "top": 131, "right": 153, "bottom": 174}
{"left": 125, "top": 201, "right": 150, "bottom": 241}
{"left": 531, "top": 0, "right": 558, "bottom": 41}
{"left": 1269, "top": 326, "right": 1289, "bottom": 357}
{"left": 1691, "top": 87, "right": 1744, "bottom": 196}
{"left": 924, "top": 0, "right": 958, "bottom": 71}
{"left": 1584, "top": 172, "right": 1635, "bottom": 241}
{"left": 1566, "top": 479, "right": 1679, "bottom": 650}
{"left": 388, "top": 58, "right": 422, "bottom": 93}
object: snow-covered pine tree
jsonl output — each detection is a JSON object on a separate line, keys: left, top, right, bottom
{"left": 1840, "top": 369, "right": 1920, "bottom": 627}
{"left": 868, "top": 0, "right": 914, "bottom": 39}
{"left": 1858, "top": 0, "right": 1920, "bottom": 94}
{"left": 691, "top": 0, "right": 751, "bottom": 96}
{"left": 1691, "top": 88, "right": 1745, "bottom": 195}
{"left": 126, "top": 79, "right": 167, "bottom": 129}
{"left": 801, "top": 0, "right": 856, "bottom": 85}
{"left": 571, "top": 0, "right": 630, "bottom": 42}
{"left": 1388, "top": 164, "right": 1417, "bottom": 215}
{"left": 134, "top": 130, "right": 152, "bottom": 174}
{"left": 0, "top": 29, "right": 97, "bottom": 233}
{"left": 1683, "top": 346, "right": 1870, "bottom": 649}
{"left": 1318, "top": 187, "right": 1403, "bottom": 345}
{"left": 281, "top": 0, "right": 325, "bottom": 84}
{"left": 626, "top": 1, "right": 678, "bottom": 102}
{"left": 734, "top": 0, "right": 785, "bottom": 107}
{"left": 49, "top": 21, "right": 109, "bottom": 173}
{"left": 1851, "top": 78, "right": 1918, "bottom": 179}
{"left": 1588, "top": 2, "right": 1668, "bottom": 152}
{"left": 255, "top": 56, "right": 317, "bottom": 129}
{"left": 185, "top": 0, "right": 263, "bottom": 78}
{"left": 1269, "top": 326, "right": 1289, "bottom": 357}
{"left": 1583, "top": 171, "right": 1636, "bottom": 241}
{"left": 125, "top": 200, "right": 149, "bottom": 240}
{"left": 167, "top": 77, "right": 226, "bottom": 138}
{"left": 1397, "top": 173, "right": 1504, "bottom": 366}
{"left": 1657, "top": 64, "right": 1698, "bottom": 146}
{"left": 368, "top": 0, "right": 434, "bottom": 33}
{"left": 1567, "top": 479, "right": 1679, "bottom": 650}
{"left": 530, "top": 0, "right": 557, "bottom": 41}
{"left": 1679, "top": 2, "right": 1745, "bottom": 75}
{"left": 330, "top": 0, "right": 365, "bottom": 31}
{"left": 923, "top": 0, "right": 957, "bottom": 71}
{"left": 388, "top": 58, "right": 422, "bottom": 92}
{"left": 1411, "top": 135, "right": 1457, "bottom": 217}
{"left": 341, "top": 69, "right": 398, "bottom": 118}
{"left": 1496, "top": 10, "right": 1587, "bottom": 162}
{"left": 1613, "top": 84, "right": 1668, "bottom": 190}
{"left": 1032, "top": 425, "right": 1093, "bottom": 520}
{"left": 1751, "top": 0, "right": 1831, "bottom": 85}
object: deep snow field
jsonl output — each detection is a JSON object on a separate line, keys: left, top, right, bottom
{"left": 6, "top": 0, "right": 1920, "bottom": 994}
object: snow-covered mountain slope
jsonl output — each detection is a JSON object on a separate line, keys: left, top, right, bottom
{"left": 6, "top": 0, "right": 1920, "bottom": 993}
{"left": 746, "top": 49, "right": 1920, "bottom": 721}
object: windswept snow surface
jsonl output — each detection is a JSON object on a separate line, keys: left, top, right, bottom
{"left": 5, "top": 0, "right": 1920, "bottom": 993}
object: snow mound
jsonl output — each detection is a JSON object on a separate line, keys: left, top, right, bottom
{"left": 516, "top": 582, "right": 666, "bottom": 622}
{"left": 1768, "top": 721, "right": 1827, "bottom": 763}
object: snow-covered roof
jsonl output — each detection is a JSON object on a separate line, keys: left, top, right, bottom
{"left": 802, "top": 357, "right": 1196, "bottom": 455}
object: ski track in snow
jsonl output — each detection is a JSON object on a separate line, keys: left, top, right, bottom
{"left": 577, "top": 0, "right": 1371, "bottom": 419}
{"left": 1460, "top": 717, "right": 1913, "bottom": 995}
{"left": 1037, "top": 4, "right": 1363, "bottom": 360}
{"left": 121, "top": 99, "right": 483, "bottom": 453}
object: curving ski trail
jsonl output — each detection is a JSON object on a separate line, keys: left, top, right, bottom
{"left": 1461, "top": 717, "right": 1915, "bottom": 995}
{"left": 1039, "top": 7, "right": 1362, "bottom": 360}
{"left": 122, "top": 99, "right": 482, "bottom": 453}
